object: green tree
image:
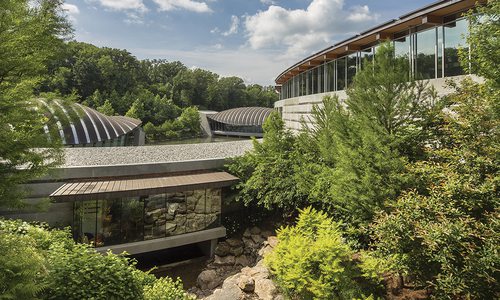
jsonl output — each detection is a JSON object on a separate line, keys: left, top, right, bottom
{"left": 228, "top": 112, "right": 305, "bottom": 212}
{"left": 96, "top": 99, "right": 115, "bottom": 115}
{"left": 0, "top": 0, "right": 71, "bottom": 208}
{"left": 372, "top": 79, "right": 499, "bottom": 299}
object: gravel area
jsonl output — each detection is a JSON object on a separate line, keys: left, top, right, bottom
{"left": 62, "top": 140, "right": 255, "bottom": 167}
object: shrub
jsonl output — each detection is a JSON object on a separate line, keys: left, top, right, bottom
{"left": 265, "top": 207, "right": 385, "bottom": 299}
{"left": 0, "top": 219, "right": 190, "bottom": 300}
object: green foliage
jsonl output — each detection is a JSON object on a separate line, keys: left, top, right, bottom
{"left": 462, "top": 0, "right": 500, "bottom": 88}
{"left": 96, "top": 99, "right": 115, "bottom": 115}
{"left": 143, "top": 277, "right": 195, "bottom": 300}
{"left": 0, "top": 219, "right": 190, "bottom": 300}
{"left": 0, "top": 0, "right": 71, "bottom": 208}
{"left": 143, "top": 106, "right": 201, "bottom": 142}
{"left": 228, "top": 111, "right": 306, "bottom": 212}
{"left": 265, "top": 207, "right": 384, "bottom": 299}
{"left": 372, "top": 79, "right": 499, "bottom": 299}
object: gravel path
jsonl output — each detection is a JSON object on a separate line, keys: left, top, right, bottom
{"left": 62, "top": 140, "right": 255, "bottom": 167}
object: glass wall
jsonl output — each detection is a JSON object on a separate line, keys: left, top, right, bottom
{"left": 73, "top": 188, "right": 222, "bottom": 247}
{"left": 444, "top": 18, "right": 468, "bottom": 77}
{"left": 279, "top": 16, "right": 470, "bottom": 100}
{"left": 416, "top": 27, "right": 437, "bottom": 79}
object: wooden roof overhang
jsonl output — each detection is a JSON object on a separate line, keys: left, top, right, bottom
{"left": 275, "top": 0, "right": 483, "bottom": 85}
{"left": 49, "top": 172, "right": 239, "bottom": 202}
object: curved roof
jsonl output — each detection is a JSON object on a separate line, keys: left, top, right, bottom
{"left": 275, "top": 0, "right": 480, "bottom": 84}
{"left": 40, "top": 100, "right": 141, "bottom": 145}
{"left": 208, "top": 107, "right": 273, "bottom": 126}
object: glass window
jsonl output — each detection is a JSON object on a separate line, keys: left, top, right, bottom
{"left": 144, "top": 194, "right": 167, "bottom": 240}
{"left": 360, "top": 47, "right": 374, "bottom": 70}
{"left": 394, "top": 36, "right": 411, "bottom": 71}
{"left": 73, "top": 200, "right": 98, "bottom": 245}
{"left": 326, "top": 61, "right": 335, "bottom": 92}
{"left": 97, "top": 199, "right": 122, "bottom": 246}
{"left": 121, "top": 197, "right": 144, "bottom": 243}
{"left": 444, "top": 18, "right": 468, "bottom": 77}
{"left": 416, "top": 28, "right": 437, "bottom": 79}
{"left": 318, "top": 64, "right": 324, "bottom": 93}
{"left": 347, "top": 53, "right": 358, "bottom": 87}
{"left": 312, "top": 67, "right": 318, "bottom": 94}
{"left": 336, "top": 57, "right": 346, "bottom": 91}
{"left": 437, "top": 26, "right": 444, "bottom": 78}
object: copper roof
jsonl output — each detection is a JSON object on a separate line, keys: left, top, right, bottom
{"left": 50, "top": 172, "right": 239, "bottom": 202}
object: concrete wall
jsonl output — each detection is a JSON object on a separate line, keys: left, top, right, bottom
{"left": 275, "top": 75, "right": 480, "bottom": 132}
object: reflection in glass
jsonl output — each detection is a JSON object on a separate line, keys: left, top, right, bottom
{"left": 326, "top": 61, "right": 335, "bottom": 92}
{"left": 394, "top": 37, "right": 411, "bottom": 73}
{"left": 73, "top": 200, "right": 97, "bottom": 245}
{"left": 347, "top": 53, "right": 357, "bottom": 86}
{"left": 336, "top": 57, "right": 346, "bottom": 91}
{"left": 97, "top": 199, "right": 121, "bottom": 246}
{"left": 416, "top": 28, "right": 437, "bottom": 79}
{"left": 186, "top": 189, "right": 206, "bottom": 233}
{"left": 312, "top": 67, "right": 318, "bottom": 94}
{"left": 144, "top": 194, "right": 166, "bottom": 240}
{"left": 121, "top": 197, "right": 144, "bottom": 243}
{"left": 360, "top": 47, "right": 374, "bottom": 70}
{"left": 318, "top": 65, "right": 324, "bottom": 93}
{"left": 444, "top": 18, "right": 467, "bottom": 77}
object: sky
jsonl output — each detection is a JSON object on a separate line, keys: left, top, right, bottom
{"left": 62, "top": 0, "right": 436, "bottom": 86}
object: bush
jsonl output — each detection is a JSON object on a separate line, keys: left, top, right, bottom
{"left": 372, "top": 80, "right": 499, "bottom": 299}
{"left": 265, "top": 207, "right": 385, "bottom": 299}
{"left": 0, "top": 219, "right": 190, "bottom": 300}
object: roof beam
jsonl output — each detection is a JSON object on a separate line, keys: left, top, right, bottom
{"left": 323, "top": 53, "right": 337, "bottom": 60}
{"left": 376, "top": 32, "right": 392, "bottom": 40}
{"left": 344, "top": 45, "right": 361, "bottom": 52}
{"left": 422, "top": 14, "right": 443, "bottom": 25}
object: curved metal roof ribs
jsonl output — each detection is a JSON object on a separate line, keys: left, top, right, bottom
{"left": 42, "top": 100, "right": 142, "bottom": 146}
{"left": 208, "top": 107, "right": 274, "bottom": 126}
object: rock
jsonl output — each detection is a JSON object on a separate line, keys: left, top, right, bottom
{"left": 235, "top": 255, "right": 251, "bottom": 267}
{"left": 230, "top": 246, "right": 244, "bottom": 256}
{"left": 226, "top": 238, "right": 243, "bottom": 247}
{"left": 214, "top": 255, "right": 235, "bottom": 266}
{"left": 215, "top": 242, "right": 231, "bottom": 257}
{"left": 250, "top": 226, "right": 261, "bottom": 235}
{"left": 254, "top": 278, "right": 278, "bottom": 300}
{"left": 205, "top": 285, "right": 244, "bottom": 300}
{"left": 197, "top": 269, "right": 220, "bottom": 290}
{"left": 243, "top": 237, "right": 256, "bottom": 249}
{"left": 258, "top": 245, "right": 273, "bottom": 258}
{"left": 165, "top": 223, "right": 176, "bottom": 234}
{"left": 261, "top": 230, "right": 273, "bottom": 239}
{"left": 243, "top": 228, "right": 252, "bottom": 238}
{"left": 267, "top": 236, "right": 278, "bottom": 248}
{"left": 251, "top": 234, "right": 265, "bottom": 245}
{"left": 238, "top": 275, "right": 255, "bottom": 293}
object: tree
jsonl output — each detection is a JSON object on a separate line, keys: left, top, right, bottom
{"left": 96, "top": 99, "right": 116, "bottom": 116}
{"left": 228, "top": 112, "right": 306, "bottom": 212}
{"left": 0, "top": 0, "right": 71, "bottom": 208}
{"left": 372, "top": 79, "right": 499, "bottom": 299}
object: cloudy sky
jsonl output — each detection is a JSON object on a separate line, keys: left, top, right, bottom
{"left": 62, "top": 0, "right": 434, "bottom": 85}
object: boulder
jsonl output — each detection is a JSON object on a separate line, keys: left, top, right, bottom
{"left": 230, "top": 246, "right": 244, "bottom": 256}
{"left": 251, "top": 234, "right": 265, "bottom": 245}
{"left": 235, "top": 255, "right": 251, "bottom": 267}
{"left": 243, "top": 228, "right": 252, "bottom": 238}
{"left": 261, "top": 230, "right": 273, "bottom": 239}
{"left": 249, "top": 226, "right": 261, "bottom": 235}
{"left": 215, "top": 242, "right": 231, "bottom": 257}
{"left": 237, "top": 275, "right": 255, "bottom": 293}
{"left": 267, "top": 236, "right": 278, "bottom": 248}
{"left": 213, "top": 255, "right": 235, "bottom": 266}
{"left": 226, "top": 238, "right": 244, "bottom": 248}
{"left": 205, "top": 285, "right": 244, "bottom": 300}
{"left": 197, "top": 269, "right": 220, "bottom": 290}
{"left": 254, "top": 278, "right": 278, "bottom": 300}
{"left": 258, "top": 245, "right": 273, "bottom": 258}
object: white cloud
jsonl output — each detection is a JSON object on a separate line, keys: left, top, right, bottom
{"left": 260, "top": 0, "right": 277, "bottom": 5}
{"left": 62, "top": 3, "right": 80, "bottom": 15}
{"left": 96, "top": 0, "right": 148, "bottom": 12}
{"left": 62, "top": 3, "right": 79, "bottom": 23}
{"left": 152, "top": 0, "right": 213, "bottom": 13}
{"left": 244, "top": 0, "right": 379, "bottom": 58}
{"left": 222, "top": 15, "right": 239, "bottom": 36}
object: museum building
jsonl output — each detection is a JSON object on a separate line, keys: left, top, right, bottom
{"left": 274, "top": 0, "right": 483, "bottom": 130}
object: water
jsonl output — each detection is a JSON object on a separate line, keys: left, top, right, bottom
{"left": 149, "top": 136, "right": 249, "bottom": 146}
